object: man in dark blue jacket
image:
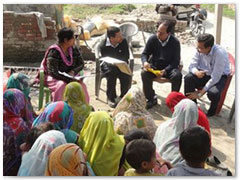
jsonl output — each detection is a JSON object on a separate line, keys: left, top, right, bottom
{"left": 141, "top": 20, "right": 182, "bottom": 109}
{"left": 99, "top": 26, "right": 131, "bottom": 108}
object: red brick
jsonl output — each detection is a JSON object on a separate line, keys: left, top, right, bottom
{"left": 35, "top": 37, "right": 44, "bottom": 41}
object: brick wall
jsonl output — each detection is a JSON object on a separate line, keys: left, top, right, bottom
{"left": 3, "top": 11, "right": 57, "bottom": 64}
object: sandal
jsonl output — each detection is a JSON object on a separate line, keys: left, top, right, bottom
{"left": 214, "top": 168, "right": 233, "bottom": 176}
{"left": 206, "top": 155, "right": 228, "bottom": 170}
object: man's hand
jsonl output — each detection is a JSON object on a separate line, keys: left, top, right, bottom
{"left": 195, "top": 70, "right": 206, "bottom": 79}
{"left": 186, "top": 91, "right": 199, "bottom": 100}
{"left": 157, "top": 159, "right": 173, "bottom": 169}
{"left": 143, "top": 62, "right": 151, "bottom": 71}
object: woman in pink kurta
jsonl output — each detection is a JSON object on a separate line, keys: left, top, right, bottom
{"left": 38, "top": 27, "right": 89, "bottom": 102}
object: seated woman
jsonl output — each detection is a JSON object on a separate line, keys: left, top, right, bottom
{"left": 165, "top": 91, "right": 211, "bottom": 135}
{"left": 3, "top": 122, "right": 21, "bottom": 176}
{"left": 45, "top": 143, "right": 95, "bottom": 176}
{"left": 7, "top": 72, "right": 36, "bottom": 120}
{"left": 38, "top": 27, "right": 89, "bottom": 102}
{"left": 113, "top": 86, "right": 157, "bottom": 140}
{"left": 63, "top": 82, "right": 93, "bottom": 133}
{"left": 17, "top": 130, "right": 67, "bottom": 176}
{"left": 3, "top": 89, "right": 32, "bottom": 142}
{"left": 32, "top": 101, "right": 78, "bottom": 143}
{"left": 153, "top": 99, "right": 198, "bottom": 166}
{"left": 78, "top": 111, "right": 125, "bottom": 176}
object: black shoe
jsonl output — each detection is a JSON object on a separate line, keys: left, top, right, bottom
{"left": 146, "top": 98, "right": 158, "bottom": 109}
{"left": 108, "top": 99, "right": 117, "bottom": 108}
{"left": 207, "top": 111, "right": 216, "bottom": 117}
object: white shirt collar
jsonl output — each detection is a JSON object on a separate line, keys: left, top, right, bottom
{"left": 106, "top": 38, "right": 119, "bottom": 48}
{"left": 158, "top": 35, "right": 171, "bottom": 47}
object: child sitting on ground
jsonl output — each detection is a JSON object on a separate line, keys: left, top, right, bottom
{"left": 167, "top": 126, "right": 219, "bottom": 176}
{"left": 124, "top": 139, "right": 164, "bottom": 176}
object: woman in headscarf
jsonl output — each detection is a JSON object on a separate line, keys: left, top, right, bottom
{"left": 78, "top": 111, "right": 125, "bottom": 176}
{"left": 6, "top": 72, "right": 36, "bottom": 120}
{"left": 17, "top": 130, "right": 67, "bottom": 176}
{"left": 113, "top": 86, "right": 157, "bottom": 140}
{"left": 63, "top": 82, "right": 92, "bottom": 133}
{"left": 45, "top": 143, "right": 95, "bottom": 176}
{"left": 3, "top": 89, "right": 32, "bottom": 145}
{"left": 153, "top": 99, "right": 199, "bottom": 166}
{"left": 165, "top": 91, "right": 211, "bottom": 134}
{"left": 36, "top": 27, "right": 89, "bottom": 102}
{"left": 3, "top": 122, "right": 21, "bottom": 176}
{"left": 32, "top": 101, "right": 78, "bottom": 143}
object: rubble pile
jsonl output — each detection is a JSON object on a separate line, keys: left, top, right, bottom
{"left": 176, "top": 30, "right": 196, "bottom": 45}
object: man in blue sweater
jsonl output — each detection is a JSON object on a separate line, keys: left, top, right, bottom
{"left": 141, "top": 20, "right": 182, "bottom": 109}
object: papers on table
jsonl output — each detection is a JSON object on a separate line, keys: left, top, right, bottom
{"left": 100, "top": 56, "right": 133, "bottom": 76}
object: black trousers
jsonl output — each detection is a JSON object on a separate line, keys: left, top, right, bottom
{"left": 184, "top": 72, "right": 227, "bottom": 114}
{"left": 141, "top": 68, "right": 182, "bottom": 101}
{"left": 105, "top": 66, "right": 132, "bottom": 102}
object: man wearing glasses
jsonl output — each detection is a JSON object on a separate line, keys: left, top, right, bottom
{"left": 184, "top": 33, "right": 230, "bottom": 117}
{"left": 141, "top": 20, "right": 182, "bottom": 109}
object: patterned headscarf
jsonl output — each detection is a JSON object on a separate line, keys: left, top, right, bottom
{"left": 7, "top": 73, "right": 30, "bottom": 99}
{"left": 153, "top": 99, "right": 198, "bottom": 166}
{"left": 165, "top": 91, "right": 210, "bottom": 134}
{"left": 113, "top": 86, "right": 157, "bottom": 139}
{"left": 3, "top": 89, "right": 31, "bottom": 145}
{"left": 6, "top": 73, "right": 36, "bottom": 120}
{"left": 3, "top": 122, "right": 20, "bottom": 176}
{"left": 18, "top": 130, "right": 67, "bottom": 176}
{"left": 32, "top": 101, "right": 73, "bottom": 130}
{"left": 45, "top": 143, "right": 94, "bottom": 176}
{"left": 78, "top": 111, "right": 125, "bottom": 176}
{"left": 63, "top": 82, "right": 92, "bottom": 133}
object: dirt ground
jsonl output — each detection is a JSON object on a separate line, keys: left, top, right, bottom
{"left": 24, "top": 8, "right": 235, "bottom": 175}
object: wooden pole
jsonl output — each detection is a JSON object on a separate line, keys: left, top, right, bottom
{"left": 214, "top": 4, "right": 223, "bottom": 44}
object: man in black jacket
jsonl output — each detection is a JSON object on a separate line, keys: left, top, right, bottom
{"left": 99, "top": 26, "right": 132, "bottom": 108}
{"left": 141, "top": 20, "right": 182, "bottom": 109}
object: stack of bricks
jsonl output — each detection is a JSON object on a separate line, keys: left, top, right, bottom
{"left": 3, "top": 11, "right": 57, "bottom": 64}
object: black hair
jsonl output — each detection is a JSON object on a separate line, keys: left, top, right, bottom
{"left": 107, "top": 26, "right": 120, "bottom": 38}
{"left": 179, "top": 126, "right": 211, "bottom": 164}
{"left": 197, "top": 33, "right": 214, "bottom": 48}
{"left": 125, "top": 139, "right": 156, "bottom": 169}
{"left": 124, "top": 129, "right": 151, "bottom": 143}
{"left": 24, "top": 122, "right": 55, "bottom": 148}
{"left": 57, "top": 27, "right": 75, "bottom": 44}
{"left": 156, "top": 19, "right": 176, "bottom": 33}
{"left": 24, "top": 127, "right": 43, "bottom": 148}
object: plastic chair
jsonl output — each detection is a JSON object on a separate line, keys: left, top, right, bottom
{"left": 94, "top": 22, "right": 138, "bottom": 100}
{"left": 215, "top": 52, "right": 235, "bottom": 114}
{"left": 38, "top": 69, "right": 51, "bottom": 110}
{"left": 119, "top": 22, "right": 139, "bottom": 46}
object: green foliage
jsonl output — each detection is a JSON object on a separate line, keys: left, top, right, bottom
{"left": 200, "top": 4, "right": 235, "bottom": 19}
{"left": 63, "top": 4, "right": 137, "bottom": 19}
{"left": 141, "top": 4, "right": 155, "bottom": 9}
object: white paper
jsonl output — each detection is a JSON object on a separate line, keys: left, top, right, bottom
{"left": 58, "top": 71, "right": 93, "bottom": 81}
{"left": 100, "top": 56, "right": 132, "bottom": 76}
